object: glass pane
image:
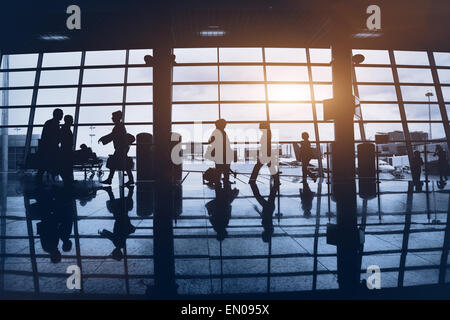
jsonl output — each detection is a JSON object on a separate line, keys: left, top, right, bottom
{"left": 125, "top": 105, "right": 153, "bottom": 123}
{"left": 404, "top": 104, "right": 442, "bottom": 120}
{"left": 361, "top": 104, "right": 401, "bottom": 120}
{"left": 309, "top": 49, "right": 331, "bottom": 63}
{"left": 1, "top": 54, "right": 38, "bottom": 69}
{"left": 442, "top": 87, "right": 450, "bottom": 102}
{"left": 1, "top": 89, "right": 33, "bottom": 106}
{"left": 172, "top": 104, "right": 218, "bottom": 122}
{"left": 78, "top": 106, "right": 119, "bottom": 124}
{"left": 40, "top": 70, "right": 79, "bottom": 86}
{"left": 126, "top": 86, "right": 152, "bottom": 103}
{"left": 220, "top": 84, "right": 265, "bottom": 101}
{"left": 173, "top": 85, "right": 217, "bottom": 101}
{"left": 42, "top": 52, "right": 82, "bottom": 67}
{"left": 268, "top": 84, "right": 310, "bottom": 101}
{"left": 315, "top": 103, "right": 324, "bottom": 120}
{"left": 311, "top": 66, "right": 332, "bottom": 81}
{"left": 352, "top": 50, "right": 390, "bottom": 64}
{"left": 318, "top": 123, "right": 334, "bottom": 140}
{"left": 271, "top": 123, "right": 315, "bottom": 141}
{"left": 434, "top": 52, "right": 450, "bottom": 66}
{"left": 266, "top": 66, "right": 308, "bottom": 81}
{"left": 173, "top": 66, "right": 217, "bottom": 82}
{"left": 355, "top": 67, "right": 393, "bottom": 82}
{"left": 397, "top": 68, "right": 433, "bottom": 83}
{"left": 37, "top": 88, "right": 78, "bottom": 105}
{"left": 437, "top": 69, "right": 450, "bottom": 84}
{"left": 129, "top": 49, "right": 153, "bottom": 64}
{"left": 264, "top": 48, "right": 306, "bottom": 63}
{"left": 0, "top": 71, "right": 36, "bottom": 87}
{"left": 83, "top": 68, "right": 125, "bottom": 84}
{"left": 127, "top": 67, "right": 152, "bottom": 83}
{"left": 394, "top": 51, "right": 429, "bottom": 65}
{"left": 221, "top": 103, "right": 266, "bottom": 121}
{"left": 400, "top": 86, "right": 437, "bottom": 102}
{"left": 225, "top": 123, "right": 260, "bottom": 142}
{"left": 1, "top": 108, "right": 30, "bottom": 126}
{"left": 0, "top": 127, "right": 30, "bottom": 170}
{"left": 269, "top": 103, "right": 313, "bottom": 120}
{"left": 219, "top": 48, "right": 262, "bottom": 62}
{"left": 174, "top": 48, "right": 217, "bottom": 63}
{"left": 313, "top": 85, "right": 333, "bottom": 100}
{"left": 34, "top": 107, "right": 76, "bottom": 125}
{"left": 220, "top": 66, "right": 263, "bottom": 81}
{"left": 172, "top": 123, "right": 216, "bottom": 142}
{"left": 358, "top": 85, "right": 397, "bottom": 101}
{"left": 408, "top": 122, "right": 446, "bottom": 139}
{"left": 364, "top": 123, "right": 403, "bottom": 140}
{"left": 85, "top": 50, "right": 126, "bottom": 65}
{"left": 81, "top": 87, "right": 123, "bottom": 104}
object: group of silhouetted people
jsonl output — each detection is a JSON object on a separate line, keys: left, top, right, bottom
{"left": 36, "top": 108, "right": 134, "bottom": 187}
{"left": 205, "top": 118, "right": 316, "bottom": 187}
{"left": 37, "top": 108, "right": 75, "bottom": 185}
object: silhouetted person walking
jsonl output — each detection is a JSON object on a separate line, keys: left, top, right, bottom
{"left": 60, "top": 115, "right": 74, "bottom": 185}
{"left": 205, "top": 119, "right": 234, "bottom": 185}
{"left": 37, "top": 108, "right": 63, "bottom": 182}
{"left": 299, "top": 132, "right": 317, "bottom": 183}
{"left": 411, "top": 150, "right": 424, "bottom": 190}
{"left": 249, "top": 122, "right": 280, "bottom": 186}
{"left": 434, "top": 145, "right": 448, "bottom": 181}
{"left": 98, "top": 111, "right": 135, "bottom": 187}
{"left": 250, "top": 181, "right": 277, "bottom": 243}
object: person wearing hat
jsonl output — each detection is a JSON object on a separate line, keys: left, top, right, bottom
{"left": 98, "top": 111, "right": 134, "bottom": 186}
{"left": 249, "top": 122, "right": 280, "bottom": 186}
{"left": 205, "top": 118, "right": 234, "bottom": 184}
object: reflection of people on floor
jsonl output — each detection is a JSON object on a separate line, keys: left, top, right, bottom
{"left": 300, "top": 181, "right": 315, "bottom": 218}
{"left": 411, "top": 150, "right": 424, "bottom": 191}
{"left": 249, "top": 122, "right": 280, "bottom": 187}
{"left": 98, "top": 111, "right": 135, "bottom": 187}
{"left": 250, "top": 182, "right": 277, "bottom": 243}
{"left": 205, "top": 184, "right": 239, "bottom": 241}
{"left": 35, "top": 188, "right": 75, "bottom": 263}
{"left": 205, "top": 119, "right": 234, "bottom": 185}
{"left": 37, "top": 108, "right": 63, "bottom": 182}
{"left": 434, "top": 145, "right": 448, "bottom": 182}
{"left": 99, "top": 186, "right": 136, "bottom": 261}
{"left": 60, "top": 115, "right": 74, "bottom": 185}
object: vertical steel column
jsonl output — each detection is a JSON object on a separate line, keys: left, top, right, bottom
{"left": 122, "top": 50, "right": 130, "bottom": 121}
{"left": 72, "top": 51, "right": 86, "bottom": 149}
{"left": 23, "top": 53, "right": 43, "bottom": 164}
{"left": 1, "top": 54, "right": 9, "bottom": 173}
{"left": 306, "top": 48, "right": 324, "bottom": 176}
{"left": 331, "top": 29, "right": 359, "bottom": 291}
{"left": 150, "top": 2, "right": 177, "bottom": 297}
{"left": 428, "top": 51, "right": 450, "bottom": 152}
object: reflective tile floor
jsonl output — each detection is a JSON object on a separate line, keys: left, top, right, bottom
{"left": 0, "top": 164, "right": 449, "bottom": 298}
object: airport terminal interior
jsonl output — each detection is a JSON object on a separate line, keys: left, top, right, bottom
{"left": 0, "top": 1, "right": 449, "bottom": 299}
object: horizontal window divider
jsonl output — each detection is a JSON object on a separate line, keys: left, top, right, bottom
{"left": 172, "top": 62, "right": 331, "bottom": 67}
{"left": 173, "top": 81, "right": 331, "bottom": 85}
{"left": 356, "top": 82, "right": 435, "bottom": 86}
{"left": 0, "top": 82, "right": 153, "bottom": 90}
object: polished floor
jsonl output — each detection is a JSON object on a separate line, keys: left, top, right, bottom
{"left": 0, "top": 163, "right": 449, "bottom": 298}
